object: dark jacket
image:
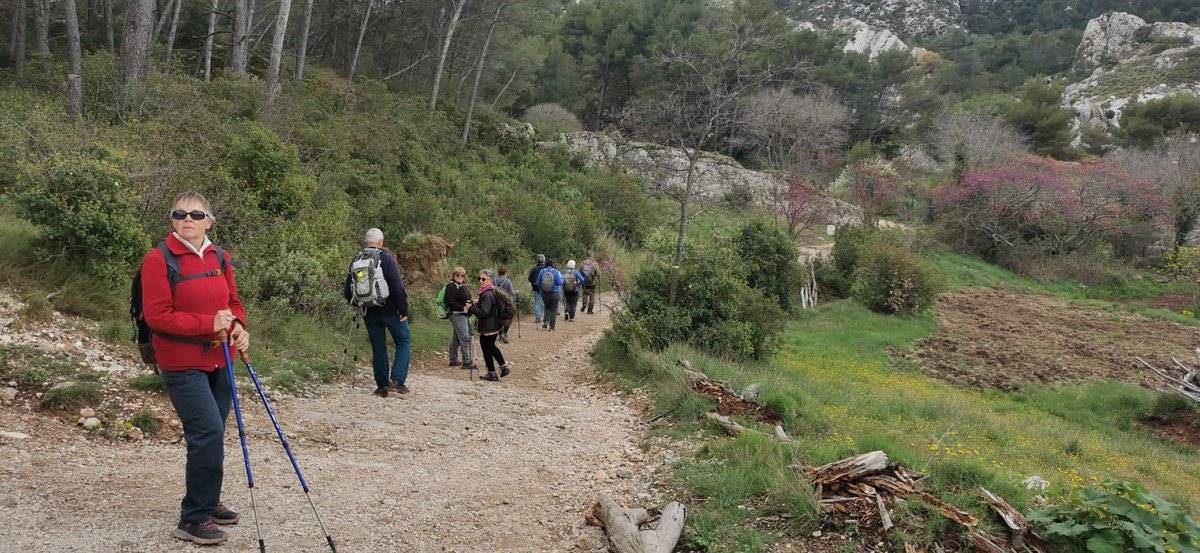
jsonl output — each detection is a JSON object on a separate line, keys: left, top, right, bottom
{"left": 343, "top": 247, "right": 409, "bottom": 318}
{"left": 527, "top": 262, "right": 545, "bottom": 293}
{"left": 444, "top": 281, "right": 472, "bottom": 313}
{"left": 469, "top": 288, "right": 503, "bottom": 334}
{"left": 141, "top": 233, "right": 247, "bottom": 372}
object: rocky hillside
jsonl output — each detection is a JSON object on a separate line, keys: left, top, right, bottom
{"left": 783, "top": 0, "right": 964, "bottom": 37}
{"left": 1062, "top": 12, "right": 1200, "bottom": 136}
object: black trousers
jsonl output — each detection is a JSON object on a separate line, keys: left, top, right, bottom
{"left": 480, "top": 333, "right": 506, "bottom": 372}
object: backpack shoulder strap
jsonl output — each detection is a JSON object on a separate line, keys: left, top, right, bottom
{"left": 158, "top": 242, "right": 182, "bottom": 292}
{"left": 213, "top": 245, "right": 227, "bottom": 273}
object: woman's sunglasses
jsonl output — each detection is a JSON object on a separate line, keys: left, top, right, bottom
{"left": 479, "top": 277, "right": 488, "bottom": 282}
{"left": 171, "top": 209, "right": 209, "bottom": 221}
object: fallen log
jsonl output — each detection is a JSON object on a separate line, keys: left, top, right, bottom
{"left": 966, "top": 530, "right": 1007, "bottom": 553}
{"left": 806, "top": 451, "right": 889, "bottom": 486}
{"left": 591, "top": 495, "right": 686, "bottom": 553}
{"left": 980, "top": 488, "right": 1050, "bottom": 553}
{"left": 705, "top": 412, "right": 747, "bottom": 436}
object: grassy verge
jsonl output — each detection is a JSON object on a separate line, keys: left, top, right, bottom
{"left": 929, "top": 250, "right": 1197, "bottom": 325}
{"left": 595, "top": 300, "right": 1200, "bottom": 551}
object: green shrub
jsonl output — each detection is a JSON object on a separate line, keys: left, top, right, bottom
{"left": 1030, "top": 480, "right": 1200, "bottom": 553}
{"left": 829, "top": 225, "right": 877, "bottom": 295}
{"left": 521, "top": 103, "right": 582, "bottom": 139}
{"left": 851, "top": 241, "right": 943, "bottom": 314}
{"left": 736, "top": 220, "right": 799, "bottom": 311}
{"left": 15, "top": 154, "right": 150, "bottom": 279}
{"left": 1148, "top": 392, "right": 1196, "bottom": 423}
{"left": 39, "top": 381, "right": 103, "bottom": 410}
{"left": 130, "top": 409, "right": 159, "bottom": 434}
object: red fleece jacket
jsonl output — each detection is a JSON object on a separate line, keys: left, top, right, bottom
{"left": 140, "top": 233, "right": 247, "bottom": 372}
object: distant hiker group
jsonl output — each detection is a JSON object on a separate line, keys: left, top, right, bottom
{"left": 527, "top": 253, "right": 600, "bottom": 330}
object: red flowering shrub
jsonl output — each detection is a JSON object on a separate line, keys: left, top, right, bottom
{"left": 933, "top": 156, "right": 1170, "bottom": 260}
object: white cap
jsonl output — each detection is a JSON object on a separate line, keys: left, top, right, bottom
{"left": 364, "top": 228, "right": 384, "bottom": 245}
{"left": 567, "top": 259, "right": 576, "bottom": 269}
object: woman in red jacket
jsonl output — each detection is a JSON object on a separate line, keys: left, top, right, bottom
{"left": 140, "top": 191, "right": 248, "bottom": 545}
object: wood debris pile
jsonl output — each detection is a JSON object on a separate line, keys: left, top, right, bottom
{"left": 1137, "top": 352, "right": 1200, "bottom": 403}
{"left": 803, "top": 452, "right": 1049, "bottom": 553}
{"left": 680, "top": 360, "right": 779, "bottom": 423}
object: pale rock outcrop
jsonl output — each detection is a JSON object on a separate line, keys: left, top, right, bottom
{"left": 540, "top": 132, "right": 864, "bottom": 224}
{"left": 789, "top": 0, "right": 963, "bottom": 38}
{"left": 1074, "top": 12, "right": 1148, "bottom": 70}
{"left": 1063, "top": 13, "right": 1200, "bottom": 140}
{"left": 836, "top": 18, "right": 909, "bottom": 60}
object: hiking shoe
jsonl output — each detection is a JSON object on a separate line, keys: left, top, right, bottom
{"left": 542, "top": 323, "right": 548, "bottom": 329}
{"left": 211, "top": 503, "right": 239, "bottom": 525}
{"left": 373, "top": 386, "right": 388, "bottom": 398}
{"left": 173, "top": 520, "right": 228, "bottom": 545}
{"left": 480, "top": 371, "right": 499, "bottom": 381}
{"left": 499, "top": 365, "right": 510, "bottom": 378}
{"left": 461, "top": 362, "right": 478, "bottom": 371}
{"left": 448, "top": 361, "right": 461, "bottom": 367}
{"left": 390, "top": 383, "right": 410, "bottom": 395}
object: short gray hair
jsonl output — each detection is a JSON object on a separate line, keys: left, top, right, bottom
{"left": 364, "top": 228, "right": 384, "bottom": 246}
{"left": 171, "top": 191, "right": 215, "bottom": 222}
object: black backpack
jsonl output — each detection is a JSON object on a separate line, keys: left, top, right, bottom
{"left": 130, "top": 242, "right": 228, "bottom": 365}
{"left": 493, "top": 287, "right": 516, "bottom": 323}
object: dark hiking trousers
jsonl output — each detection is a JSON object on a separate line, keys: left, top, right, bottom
{"left": 480, "top": 333, "right": 506, "bottom": 372}
{"left": 162, "top": 369, "right": 232, "bottom": 524}
{"left": 366, "top": 315, "right": 412, "bottom": 388}
{"left": 542, "top": 292, "right": 561, "bottom": 329}
{"left": 564, "top": 291, "right": 580, "bottom": 320}
{"left": 582, "top": 286, "right": 597, "bottom": 313}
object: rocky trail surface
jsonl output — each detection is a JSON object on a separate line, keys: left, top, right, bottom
{"left": 0, "top": 297, "right": 673, "bottom": 552}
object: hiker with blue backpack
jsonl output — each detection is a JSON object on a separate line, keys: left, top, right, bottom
{"left": 135, "top": 191, "right": 246, "bottom": 545}
{"left": 343, "top": 228, "right": 411, "bottom": 398}
{"left": 536, "top": 259, "right": 564, "bottom": 330}
{"left": 526, "top": 254, "right": 547, "bottom": 324}
{"left": 469, "top": 269, "right": 516, "bottom": 381}
{"left": 561, "top": 260, "right": 587, "bottom": 322}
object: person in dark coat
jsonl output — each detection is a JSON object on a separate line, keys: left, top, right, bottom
{"left": 469, "top": 269, "right": 510, "bottom": 381}
{"left": 444, "top": 266, "right": 476, "bottom": 370}
{"left": 342, "top": 228, "right": 411, "bottom": 398}
{"left": 526, "top": 254, "right": 546, "bottom": 323}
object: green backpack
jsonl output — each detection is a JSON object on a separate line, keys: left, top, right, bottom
{"left": 436, "top": 283, "right": 450, "bottom": 319}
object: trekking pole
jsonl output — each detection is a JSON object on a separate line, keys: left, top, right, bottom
{"left": 240, "top": 350, "right": 339, "bottom": 553}
{"left": 222, "top": 340, "right": 266, "bottom": 553}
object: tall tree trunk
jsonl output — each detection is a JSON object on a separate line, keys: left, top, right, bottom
{"left": 346, "top": 0, "right": 373, "bottom": 81}
{"left": 120, "top": 0, "right": 154, "bottom": 88}
{"left": 229, "top": 0, "right": 250, "bottom": 74}
{"left": 429, "top": 0, "right": 465, "bottom": 111}
{"left": 203, "top": 0, "right": 217, "bottom": 80}
{"left": 294, "top": 0, "right": 311, "bottom": 80}
{"left": 64, "top": 0, "right": 83, "bottom": 119}
{"left": 13, "top": 0, "right": 27, "bottom": 79}
{"left": 462, "top": 2, "right": 502, "bottom": 145}
{"left": 153, "top": 0, "right": 174, "bottom": 39}
{"left": 103, "top": 0, "right": 114, "bottom": 51}
{"left": 164, "top": 0, "right": 182, "bottom": 63}
{"left": 668, "top": 154, "right": 699, "bottom": 305}
{"left": 35, "top": 0, "right": 49, "bottom": 71}
{"left": 262, "top": 0, "right": 292, "bottom": 117}
{"left": 489, "top": 66, "right": 517, "bottom": 109}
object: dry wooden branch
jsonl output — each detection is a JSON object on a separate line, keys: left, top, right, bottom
{"left": 875, "top": 490, "right": 893, "bottom": 532}
{"left": 806, "top": 451, "right": 889, "bottom": 486}
{"left": 592, "top": 495, "right": 686, "bottom": 553}
{"left": 967, "top": 531, "right": 1007, "bottom": 553}
{"left": 980, "top": 487, "right": 1027, "bottom": 534}
{"left": 705, "top": 412, "right": 747, "bottom": 436}
{"left": 773, "top": 424, "right": 793, "bottom": 442}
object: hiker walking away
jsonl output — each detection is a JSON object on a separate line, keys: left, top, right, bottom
{"left": 527, "top": 254, "right": 546, "bottom": 324}
{"left": 445, "top": 266, "right": 476, "bottom": 370}
{"left": 139, "top": 192, "right": 246, "bottom": 546}
{"left": 470, "top": 269, "right": 513, "bottom": 381}
{"left": 580, "top": 253, "right": 600, "bottom": 314}
{"left": 342, "top": 228, "right": 411, "bottom": 398}
{"left": 562, "top": 259, "right": 587, "bottom": 322}
{"left": 537, "top": 259, "right": 564, "bottom": 330}
{"left": 493, "top": 264, "right": 517, "bottom": 343}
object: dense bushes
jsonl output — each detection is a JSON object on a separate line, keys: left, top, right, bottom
{"left": 1030, "top": 480, "right": 1200, "bottom": 553}
{"left": 826, "top": 226, "right": 943, "bottom": 315}
{"left": 850, "top": 241, "right": 944, "bottom": 314}
{"left": 618, "top": 257, "right": 784, "bottom": 361}
{"left": 521, "top": 103, "right": 583, "bottom": 138}
{"left": 14, "top": 154, "right": 149, "bottom": 279}
{"left": 934, "top": 156, "right": 1171, "bottom": 266}
{"left": 736, "top": 221, "right": 800, "bottom": 312}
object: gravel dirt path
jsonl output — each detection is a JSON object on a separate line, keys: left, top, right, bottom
{"left": 0, "top": 299, "right": 666, "bottom": 552}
